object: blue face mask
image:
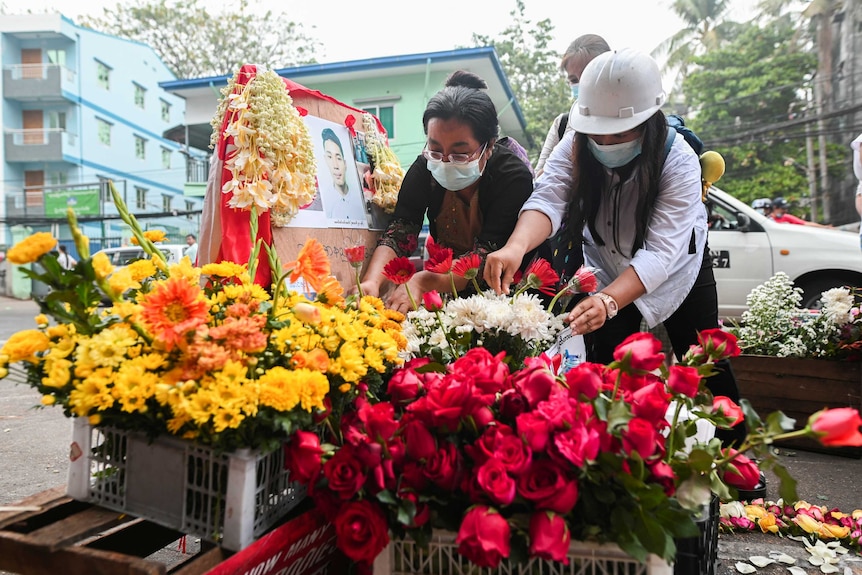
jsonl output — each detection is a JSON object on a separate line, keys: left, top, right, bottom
{"left": 587, "top": 137, "right": 643, "bottom": 169}
{"left": 426, "top": 147, "right": 486, "bottom": 191}
{"left": 570, "top": 83, "right": 579, "bottom": 100}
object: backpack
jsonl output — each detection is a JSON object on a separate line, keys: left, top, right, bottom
{"left": 498, "top": 136, "right": 535, "bottom": 177}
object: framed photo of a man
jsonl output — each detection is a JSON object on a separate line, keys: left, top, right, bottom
{"left": 303, "top": 116, "right": 368, "bottom": 229}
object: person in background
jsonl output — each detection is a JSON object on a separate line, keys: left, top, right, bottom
{"left": 57, "top": 244, "right": 77, "bottom": 270}
{"left": 359, "top": 70, "right": 537, "bottom": 314}
{"left": 770, "top": 197, "right": 831, "bottom": 228}
{"left": 534, "top": 34, "right": 611, "bottom": 177}
{"left": 851, "top": 134, "right": 862, "bottom": 250}
{"left": 184, "top": 233, "right": 198, "bottom": 265}
{"left": 484, "top": 48, "right": 747, "bottom": 448}
{"left": 750, "top": 198, "right": 773, "bottom": 217}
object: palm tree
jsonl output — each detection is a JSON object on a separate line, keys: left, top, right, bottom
{"left": 652, "top": 0, "right": 738, "bottom": 94}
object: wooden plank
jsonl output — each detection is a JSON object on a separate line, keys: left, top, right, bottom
{"left": 84, "top": 518, "right": 187, "bottom": 557}
{"left": 0, "top": 528, "right": 166, "bottom": 575}
{"left": 0, "top": 486, "right": 68, "bottom": 528}
{"left": 169, "top": 544, "right": 229, "bottom": 575}
{"left": 26, "top": 505, "right": 133, "bottom": 549}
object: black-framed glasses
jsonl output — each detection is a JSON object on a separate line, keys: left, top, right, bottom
{"left": 422, "top": 143, "right": 486, "bottom": 165}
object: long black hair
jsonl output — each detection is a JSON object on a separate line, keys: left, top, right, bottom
{"left": 566, "top": 110, "right": 668, "bottom": 257}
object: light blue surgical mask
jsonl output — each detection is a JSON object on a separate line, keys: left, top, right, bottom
{"left": 570, "top": 83, "right": 579, "bottom": 100}
{"left": 426, "top": 145, "right": 486, "bottom": 190}
{"left": 587, "top": 137, "right": 643, "bottom": 169}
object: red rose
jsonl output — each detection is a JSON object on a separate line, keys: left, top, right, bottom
{"left": 284, "top": 430, "right": 323, "bottom": 486}
{"left": 477, "top": 457, "right": 517, "bottom": 506}
{"left": 631, "top": 381, "right": 672, "bottom": 423}
{"left": 648, "top": 460, "right": 677, "bottom": 496}
{"left": 359, "top": 401, "right": 399, "bottom": 441}
{"left": 453, "top": 347, "right": 510, "bottom": 394}
{"left": 621, "top": 417, "right": 659, "bottom": 460}
{"left": 516, "top": 411, "right": 552, "bottom": 453}
{"left": 409, "top": 374, "right": 471, "bottom": 432}
{"left": 422, "top": 289, "right": 444, "bottom": 311}
{"left": 494, "top": 434, "right": 532, "bottom": 476}
{"left": 398, "top": 461, "right": 429, "bottom": 492}
{"left": 536, "top": 391, "right": 577, "bottom": 430}
{"left": 499, "top": 389, "right": 529, "bottom": 419}
{"left": 333, "top": 500, "right": 390, "bottom": 564}
{"left": 402, "top": 417, "right": 437, "bottom": 461}
{"left": 565, "top": 362, "right": 604, "bottom": 400}
{"left": 400, "top": 493, "right": 431, "bottom": 527}
{"left": 466, "top": 425, "right": 511, "bottom": 467}
{"left": 529, "top": 511, "right": 571, "bottom": 564}
{"left": 713, "top": 395, "right": 744, "bottom": 428}
{"left": 517, "top": 459, "right": 579, "bottom": 514}
{"left": 698, "top": 328, "right": 741, "bottom": 360}
{"left": 613, "top": 332, "right": 665, "bottom": 372}
{"left": 387, "top": 367, "right": 424, "bottom": 405}
{"left": 323, "top": 445, "right": 367, "bottom": 499}
{"left": 552, "top": 422, "right": 600, "bottom": 468}
{"left": 667, "top": 365, "right": 702, "bottom": 398}
{"left": 424, "top": 440, "right": 463, "bottom": 490}
{"left": 722, "top": 449, "right": 761, "bottom": 490}
{"left": 808, "top": 408, "right": 862, "bottom": 446}
{"left": 509, "top": 359, "right": 556, "bottom": 407}
{"left": 456, "top": 506, "right": 511, "bottom": 568}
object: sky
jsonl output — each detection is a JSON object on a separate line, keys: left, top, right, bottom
{"left": 12, "top": 0, "right": 754, "bottom": 68}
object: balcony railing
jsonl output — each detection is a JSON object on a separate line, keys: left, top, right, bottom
{"left": 186, "top": 156, "right": 210, "bottom": 183}
{"left": 4, "top": 129, "right": 78, "bottom": 163}
{"left": 3, "top": 64, "right": 76, "bottom": 100}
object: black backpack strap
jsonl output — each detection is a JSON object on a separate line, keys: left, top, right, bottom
{"left": 662, "top": 127, "right": 675, "bottom": 167}
{"left": 557, "top": 112, "right": 569, "bottom": 140}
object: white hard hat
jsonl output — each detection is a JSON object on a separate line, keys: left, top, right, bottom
{"left": 569, "top": 48, "right": 666, "bottom": 135}
{"left": 751, "top": 198, "right": 771, "bottom": 209}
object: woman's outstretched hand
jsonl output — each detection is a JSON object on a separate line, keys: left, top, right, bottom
{"left": 483, "top": 245, "right": 525, "bottom": 295}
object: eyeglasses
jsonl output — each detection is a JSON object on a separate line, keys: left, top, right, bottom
{"left": 422, "top": 143, "right": 487, "bottom": 165}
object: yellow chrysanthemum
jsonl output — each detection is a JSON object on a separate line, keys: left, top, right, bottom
{"left": 1, "top": 330, "right": 51, "bottom": 363}
{"left": 131, "top": 230, "right": 166, "bottom": 244}
{"left": 7, "top": 232, "right": 57, "bottom": 264}
{"left": 169, "top": 257, "right": 201, "bottom": 283}
{"left": 91, "top": 252, "right": 114, "bottom": 280}
{"left": 34, "top": 314, "right": 49, "bottom": 327}
{"left": 212, "top": 408, "right": 245, "bottom": 432}
{"left": 42, "top": 357, "right": 72, "bottom": 388}
{"left": 201, "top": 261, "right": 248, "bottom": 279}
{"left": 127, "top": 259, "right": 157, "bottom": 282}
{"left": 108, "top": 267, "right": 141, "bottom": 296}
{"left": 330, "top": 342, "right": 367, "bottom": 383}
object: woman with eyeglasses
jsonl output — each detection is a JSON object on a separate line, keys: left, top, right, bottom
{"left": 359, "top": 70, "right": 538, "bottom": 313}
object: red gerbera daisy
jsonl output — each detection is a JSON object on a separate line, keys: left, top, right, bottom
{"left": 521, "top": 258, "right": 560, "bottom": 296}
{"left": 451, "top": 253, "right": 482, "bottom": 280}
{"left": 425, "top": 236, "right": 453, "bottom": 274}
{"left": 382, "top": 257, "right": 416, "bottom": 285}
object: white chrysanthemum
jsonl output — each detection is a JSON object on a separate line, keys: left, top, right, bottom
{"left": 820, "top": 287, "right": 854, "bottom": 325}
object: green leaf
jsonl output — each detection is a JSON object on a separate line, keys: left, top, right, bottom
{"left": 739, "top": 398, "right": 763, "bottom": 430}
{"left": 765, "top": 410, "right": 797, "bottom": 434}
{"left": 606, "top": 399, "right": 633, "bottom": 431}
{"left": 687, "top": 448, "right": 718, "bottom": 473}
{"left": 772, "top": 463, "right": 799, "bottom": 503}
{"left": 376, "top": 490, "right": 397, "bottom": 505}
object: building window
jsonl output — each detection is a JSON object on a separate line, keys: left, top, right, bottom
{"left": 161, "top": 147, "right": 171, "bottom": 169}
{"left": 47, "top": 111, "right": 66, "bottom": 130}
{"left": 185, "top": 200, "right": 194, "bottom": 220}
{"left": 134, "top": 83, "right": 146, "bottom": 109}
{"left": 96, "top": 118, "right": 112, "bottom": 146}
{"left": 362, "top": 105, "right": 395, "bottom": 139}
{"left": 160, "top": 99, "right": 171, "bottom": 123}
{"left": 162, "top": 194, "right": 172, "bottom": 212}
{"left": 96, "top": 60, "right": 111, "bottom": 90}
{"left": 136, "top": 187, "right": 148, "bottom": 210}
{"left": 134, "top": 135, "right": 146, "bottom": 159}
{"left": 49, "top": 172, "right": 68, "bottom": 186}
{"left": 46, "top": 49, "right": 66, "bottom": 66}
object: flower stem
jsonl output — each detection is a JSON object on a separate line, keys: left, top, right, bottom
{"left": 434, "top": 309, "right": 458, "bottom": 355}
{"left": 354, "top": 269, "right": 364, "bottom": 299}
{"left": 449, "top": 272, "right": 458, "bottom": 299}
{"left": 665, "top": 400, "right": 684, "bottom": 463}
{"left": 405, "top": 284, "right": 418, "bottom": 311}
{"left": 471, "top": 277, "right": 482, "bottom": 295}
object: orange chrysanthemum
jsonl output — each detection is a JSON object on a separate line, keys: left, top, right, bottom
{"left": 140, "top": 277, "right": 210, "bottom": 351}
{"left": 284, "top": 238, "right": 330, "bottom": 292}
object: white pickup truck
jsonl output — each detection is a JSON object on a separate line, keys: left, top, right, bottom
{"left": 706, "top": 187, "right": 862, "bottom": 318}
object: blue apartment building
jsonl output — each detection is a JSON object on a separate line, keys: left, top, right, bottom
{"left": 0, "top": 14, "right": 205, "bottom": 277}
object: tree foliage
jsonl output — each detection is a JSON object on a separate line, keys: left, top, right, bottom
{"left": 80, "top": 0, "right": 320, "bottom": 79}
{"left": 681, "top": 16, "right": 825, "bottom": 209}
{"left": 471, "top": 0, "right": 568, "bottom": 155}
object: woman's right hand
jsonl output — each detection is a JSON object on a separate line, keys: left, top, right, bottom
{"left": 483, "top": 244, "right": 526, "bottom": 295}
{"left": 358, "top": 279, "right": 381, "bottom": 299}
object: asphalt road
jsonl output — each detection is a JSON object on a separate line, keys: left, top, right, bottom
{"left": 1, "top": 294, "right": 861, "bottom": 574}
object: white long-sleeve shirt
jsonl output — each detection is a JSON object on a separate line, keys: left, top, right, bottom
{"left": 522, "top": 130, "right": 707, "bottom": 327}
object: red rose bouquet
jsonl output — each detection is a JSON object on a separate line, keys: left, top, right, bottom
{"left": 286, "top": 329, "right": 862, "bottom": 569}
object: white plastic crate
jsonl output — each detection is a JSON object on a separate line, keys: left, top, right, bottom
{"left": 66, "top": 418, "right": 306, "bottom": 551}
{"left": 373, "top": 529, "right": 672, "bottom": 575}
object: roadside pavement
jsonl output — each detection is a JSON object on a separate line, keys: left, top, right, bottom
{"left": 1, "top": 295, "right": 861, "bottom": 574}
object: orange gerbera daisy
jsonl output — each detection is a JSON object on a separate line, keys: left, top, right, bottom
{"left": 316, "top": 275, "right": 345, "bottom": 306}
{"left": 140, "top": 277, "right": 209, "bottom": 351}
{"left": 284, "top": 238, "right": 330, "bottom": 292}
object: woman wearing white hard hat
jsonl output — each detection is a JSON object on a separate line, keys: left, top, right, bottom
{"left": 485, "top": 48, "right": 746, "bottom": 446}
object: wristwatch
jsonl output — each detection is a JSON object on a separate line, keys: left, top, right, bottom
{"left": 594, "top": 292, "right": 619, "bottom": 319}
